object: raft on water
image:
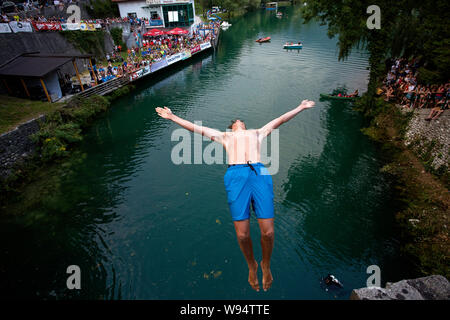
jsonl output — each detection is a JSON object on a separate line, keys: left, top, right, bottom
{"left": 256, "top": 37, "right": 271, "bottom": 43}
{"left": 319, "top": 93, "right": 358, "bottom": 101}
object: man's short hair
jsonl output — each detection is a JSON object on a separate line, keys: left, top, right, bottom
{"left": 228, "top": 119, "right": 245, "bottom": 130}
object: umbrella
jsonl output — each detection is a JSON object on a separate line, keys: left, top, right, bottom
{"left": 143, "top": 29, "right": 166, "bottom": 37}
{"left": 168, "top": 27, "right": 189, "bottom": 35}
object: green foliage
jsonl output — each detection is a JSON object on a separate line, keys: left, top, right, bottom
{"left": 197, "top": 0, "right": 261, "bottom": 17}
{"left": 110, "top": 27, "right": 127, "bottom": 51}
{"left": 61, "top": 30, "right": 106, "bottom": 58}
{"left": 32, "top": 96, "right": 110, "bottom": 162}
{"left": 107, "top": 84, "right": 135, "bottom": 102}
{"left": 85, "top": 0, "right": 119, "bottom": 19}
{"left": 416, "top": 67, "right": 442, "bottom": 85}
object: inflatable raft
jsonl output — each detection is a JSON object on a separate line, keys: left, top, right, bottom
{"left": 319, "top": 93, "right": 357, "bottom": 101}
{"left": 256, "top": 37, "right": 271, "bottom": 43}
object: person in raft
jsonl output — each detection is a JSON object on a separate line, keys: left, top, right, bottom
{"left": 155, "top": 99, "right": 316, "bottom": 292}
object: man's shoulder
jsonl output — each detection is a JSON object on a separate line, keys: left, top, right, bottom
{"left": 223, "top": 129, "right": 260, "bottom": 137}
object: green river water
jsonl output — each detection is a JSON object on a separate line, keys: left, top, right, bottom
{"left": 0, "top": 7, "right": 407, "bottom": 299}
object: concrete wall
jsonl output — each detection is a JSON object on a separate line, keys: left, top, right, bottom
{"left": 117, "top": 0, "right": 151, "bottom": 19}
{"left": 0, "top": 31, "right": 115, "bottom": 74}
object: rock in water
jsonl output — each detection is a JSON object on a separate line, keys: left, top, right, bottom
{"left": 350, "top": 275, "right": 450, "bottom": 300}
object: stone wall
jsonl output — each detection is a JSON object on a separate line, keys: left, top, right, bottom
{"left": 0, "top": 31, "right": 114, "bottom": 64}
{"left": 0, "top": 116, "right": 45, "bottom": 179}
{"left": 403, "top": 108, "right": 449, "bottom": 172}
{"left": 350, "top": 275, "right": 450, "bottom": 300}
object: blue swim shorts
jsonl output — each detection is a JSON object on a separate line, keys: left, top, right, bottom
{"left": 224, "top": 162, "right": 274, "bottom": 221}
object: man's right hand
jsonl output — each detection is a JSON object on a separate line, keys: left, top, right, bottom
{"left": 298, "top": 100, "right": 315, "bottom": 110}
{"left": 155, "top": 106, "right": 173, "bottom": 119}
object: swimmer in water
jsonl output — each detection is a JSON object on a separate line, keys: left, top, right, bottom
{"left": 155, "top": 100, "right": 316, "bottom": 292}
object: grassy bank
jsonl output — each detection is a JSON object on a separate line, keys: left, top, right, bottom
{"left": 0, "top": 96, "right": 64, "bottom": 135}
{"left": 356, "top": 96, "right": 449, "bottom": 278}
{"left": 0, "top": 84, "right": 135, "bottom": 205}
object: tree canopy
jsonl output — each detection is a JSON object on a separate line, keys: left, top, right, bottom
{"left": 300, "top": 0, "right": 450, "bottom": 84}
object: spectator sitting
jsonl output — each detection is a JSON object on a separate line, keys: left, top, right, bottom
{"left": 425, "top": 98, "right": 448, "bottom": 121}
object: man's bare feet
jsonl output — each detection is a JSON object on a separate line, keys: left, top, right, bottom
{"left": 248, "top": 260, "right": 259, "bottom": 292}
{"left": 260, "top": 260, "right": 273, "bottom": 291}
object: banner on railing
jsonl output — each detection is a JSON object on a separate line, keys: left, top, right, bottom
{"left": 130, "top": 65, "right": 151, "bottom": 81}
{"left": 166, "top": 52, "right": 182, "bottom": 65}
{"left": 181, "top": 49, "right": 191, "bottom": 60}
{"left": 61, "top": 23, "right": 102, "bottom": 31}
{"left": 130, "top": 69, "right": 143, "bottom": 81}
{"left": 9, "top": 21, "right": 33, "bottom": 33}
{"left": 146, "top": 19, "right": 163, "bottom": 26}
{"left": 61, "top": 23, "right": 80, "bottom": 31}
{"left": 200, "top": 41, "right": 211, "bottom": 51}
{"left": 190, "top": 45, "right": 201, "bottom": 54}
{"left": 150, "top": 59, "right": 168, "bottom": 73}
{"left": 142, "top": 65, "right": 151, "bottom": 77}
{"left": 32, "top": 22, "right": 62, "bottom": 31}
{"left": 0, "top": 23, "right": 12, "bottom": 33}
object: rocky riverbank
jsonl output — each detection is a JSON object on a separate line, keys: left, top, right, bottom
{"left": 351, "top": 275, "right": 450, "bottom": 300}
{"left": 403, "top": 108, "right": 449, "bottom": 176}
{"left": 359, "top": 98, "right": 449, "bottom": 279}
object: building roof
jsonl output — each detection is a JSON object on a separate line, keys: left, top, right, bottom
{"left": 0, "top": 53, "right": 92, "bottom": 78}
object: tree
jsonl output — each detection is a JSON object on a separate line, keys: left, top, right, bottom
{"left": 300, "top": 0, "right": 449, "bottom": 112}
{"left": 300, "top": 0, "right": 450, "bottom": 85}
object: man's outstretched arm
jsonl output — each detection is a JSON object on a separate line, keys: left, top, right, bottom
{"left": 257, "top": 100, "right": 315, "bottom": 138}
{"left": 155, "top": 106, "right": 225, "bottom": 143}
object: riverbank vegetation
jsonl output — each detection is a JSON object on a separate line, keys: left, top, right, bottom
{"left": 0, "top": 84, "right": 134, "bottom": 205}
{"left": 61, "top": 30, "right": 107, "bottom": 59}
{"left": 85, "top": 0, "right": 120, "bottom": 19}
{"left": 301, "top": 0, "right": 449, "bottom": 107}
{"left": 196, "top": 0, "right": 265, "bottom": 19}
{"left": 356, "top": 97, "right": 449, "bottom": 278}
{"left": 301, "top": 0, "right": 449, "bottom": 278}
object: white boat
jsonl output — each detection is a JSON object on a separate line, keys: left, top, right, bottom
{"left": 221, "top": 21, "right": 232, "bottom": 29}
{"left": 284, "top": 43, "right": 303, "bottom": 49}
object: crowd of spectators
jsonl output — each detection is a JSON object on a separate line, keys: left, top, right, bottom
{"left": 380, "top": 57, "right": 449, "bottom": 121}
{"left": 1, "top": 12, "right": 143, "bottom": 27}
{"left": 1, "top": 0, "right": 144, "bottom": 26}
{"left": 87, "top": 22, "right": 218, "bottom": 86}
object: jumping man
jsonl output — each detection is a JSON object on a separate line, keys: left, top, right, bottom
{"left": 155, "top": 99, "right": 315, "bottom": 292}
